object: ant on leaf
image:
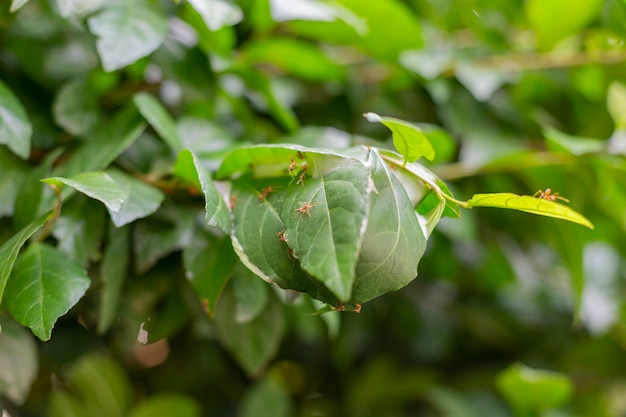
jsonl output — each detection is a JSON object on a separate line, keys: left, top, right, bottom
{"left": 294, "top": 201, "right": 319, "bottom": 221}
{"left": 533, "top": 188, "right": 570, "bottom": 203}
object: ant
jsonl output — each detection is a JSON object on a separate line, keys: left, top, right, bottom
{"left": 258, "top": 186, "right": 278, "bottom": 201}
{"left": 533, "top": 188, "right": 569, "bottom": 203}
{"left": 296, "top": 165, "right": 307, "bottom": 186}
{"left": 294, "top": 201, "right": 319, "bottom": 221}
{"left": 277, "top": 230, "right": 288, "bottom": 243}
{"left": 229, "top": 195, "right": 236, "bottom": 209}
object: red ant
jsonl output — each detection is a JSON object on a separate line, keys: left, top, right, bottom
{"left": 258, "top": 186, "right": 277, "bottom": 201}
{"left": 277, "top": 230, "right": 288, "bottom": 242}
{"left": 294, "top": 201, "right": 319, "bottom": 221}
{"left": 533, "top": 188, "right": 569, "bottom": 203}
{"left": 296, "top": 165, "right": 307, "bottom": 186}
{"left": 229, "top": 195, "right": 236, "bottom": 209}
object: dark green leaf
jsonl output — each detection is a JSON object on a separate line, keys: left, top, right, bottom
{"left": 0, "top": 214, "right": 49, "bottom": 304}
{"left": 98, "top": 225, "right": 129, "bottom": 334}
{"left": 351, "top": 150, "right": 426, "bottom": 304}
{"left": 215, "top": 288, "right": 285, "bottom": 377}
{"left": 364, "top": 112, "right": 435, "bottom": 164}
{"left": 0, "top": 78, "right": 31, "bottom": 159}
{"left": 87, "top": 0, "right": 168, "bottom": 72}
{"left": 133, "top": 93, "right": 183, "bottom": 153}
{"left": 42, "top": 172, "right": 128, "bottom": 214}
{"left": 52, "top": 81, "right": 99, "bottom": 137}
{"left": 173, "top": 149, "right": 231, "bottom": 233}
{"left": 106, "top": 169, "right": 164, "bottom": 227}
{"left": 128, "top": 393, "right": 200, "bottom": 417}
{"left": 241, "top": 377, "right": 294, "bottom": 417}
{"left": 467, "top": 193, "right": 594, "bottom": 229}
{"left": 0, "top": 313, "right": 38, "bottom": 404}
{"left": 5, "top": 243, "right": 91, "bottom": 341}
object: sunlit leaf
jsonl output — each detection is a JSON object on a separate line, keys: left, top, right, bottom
{"left": 364, "top": 112, "right": 435, "bottom": 165}
{"left": 173, "top": 149, "right": 230, "bottom": 233}
{"left": 0, "top": 214, "right": 49, "bottom": 303}
{"left": 133, "top": 93, "right": 183, "bottom": 153}
{"left": 42, "top": 172, "right": 128, "bottom": 214}
{"left": 87, "top": 0, "right": 168, "bottom": 72}
{"left": 0, "top": 78, "right": 31, "bottom": 159}
{"left": 0, "top": 314, "right": 38, "bottom": 404}
{"left": 187, "top": 0, "right": 243, "bottom": 31}
{"left": 468, "top": 193, "right": 594, "bottom": 229}
{"left": 5, "top": 243, "right": 91, "bottom": 341}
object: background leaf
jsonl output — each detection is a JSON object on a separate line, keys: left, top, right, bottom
{"left": 0, "top": 78, "right": 31, "bottom": 159}
{"left": 52, "top": 80, "right": 99, "bottom": 137}
{"left": 127, "top": 393, "right": 200, "bottom": 417}
{"left": 97, "top": 225, "right": 129, "bottom": 334}
{"left": 187, "top": 0, "right": 243, "bottom": 31}
{"left": 0, "top": 313, "right": 38, "bottom": 405}
{"left": 133, "top": 93, "right": 183, "bottom": 153}
{"left": 5, "top": 243, "right": 91, "bottom": 341}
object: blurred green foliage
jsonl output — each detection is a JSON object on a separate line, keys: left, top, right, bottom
{"left": 1, "top": 0, "right": 626, "bottom": 416}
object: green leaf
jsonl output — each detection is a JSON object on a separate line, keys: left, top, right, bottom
{"left": 0, "top": 78, "right": 31, "bottom": 159}
{"left": 544, "top": 126, "right": 605, "bottom": 155}
{"left": 56, "top": 0, "right": 106, "bottom": 18}
{"left": 97, "top": 225, "right": 129, "bottom": 334}
{"left": 215, "top": 288, "right": 285, "bottom": 377}
{"left": 87, "top": 0, "right": 168, "bottom": 72}
{"left": 241, "top": 377, "right": 294, "bottom": 417}
{"left": 467, "top": 193, "right": 594, "bottom": 229}
{"left": 525, "top": 0, "right": 602, "bottom": 48}
{"left": 231, "top": 263, "right": 269, "bottom": 323}
{"left": 241, "top": 38, "right": 345, "bottom": 82}
{"left": 10, "top": 0, "right": 31, "bottom": 12}
{"left": 133, "top": 93, "right": 183, "bottom": 153}
{"left": 5, "top": 243, "right": 91, "bottom": 341}
{"left": 173, "top": 149, "right": 231, "bottom": 233}
{"left": 183, "top": 234, "right": 237, "bottom": 316}
{"left": 0, "top": 214, "right": 49, "bottom": 304}
{"left": 0, "top": 147, "right": 29, "bottom": 218}
{"left": 351, "top": 149, "right": 426, "bottom": 304}
{"left": 106, "top": 169, "right": 164, "bottom": 227}
{"left": 128, "top": 393, "right": 200, "bottom": 417}
{"left": 364, "top": 112, "right": 435, "bottom": 165}
{"left": 282, "top": 156, "right": 370, "bottom": 302}
{"left": 187, "top": 0, "right": 243, "bottom": 31}
{"left": 52, "top": 80, "right": 99, "bottom": 137}
{"left": 0, "top": 314, "right": 38, "bottom": 405}
{"left": 42, "top": 172, "right": 128, "bottom": 214}
{"left": 496, "top": 363, "right": 574, "bottom": 414}
{"left": 608, "top": 81, "right": 626, "bottom": 130}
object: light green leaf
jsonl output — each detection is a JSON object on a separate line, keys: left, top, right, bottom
{"left": 351, "top": 150, "right": 426, "bottom": 304}
{"left": 106, "top": 169, "right": 164, "bottom": 227}
{"left": 544, "top": 126, "right": 605, "bottom": 155}
{"left": 133, "top": 93, "right": 183, "bottom": 153}
{"left": 364, "top": 112, "right": 435, "bottom": 165}
{"left": 242, "top": 38, "right": 345, "bottom": 82}
{"left": 0, "top": 214, "right": 49, "bottom": 304}
{"left": 128, "top": 394, "right": 200, "bottom": 417}
{"left": 187, "top": 0, "right": 243, "bottom": 31}
{"left": 5, "top": 243, "right": 91, "bottom": 341}
{"left": 173, "top": 149, "right": 231, "bottom": 233}
{"left": 496, "top": 363, "right": 573, "bottom": 413}
{"left": 241, "top": 377, "right": 294, "bottom": 417}
{"left": 56, "top": 0, "right": 106, "bottom": 17}
{"left": 183, "top": 234, "right": 237, "bottom": 317}
{"left": 49, "top": 391, "right": 86, "bottom": 417}
{"left": 98, "top": 225, "right": 129, "bottom": 334}
{"left": 42, "top": 172, "right": 128, "bottom": 214}
{"left": 10, "top": 0, "right": 31, "bottom": 12}
{"left": 467, "top": 193, "right": 594, "bottom": 229}
{"left": 0, "top": 78, "right": 31, "bottom": 160}
{"left": 52, "top": 80, "right": 99, "bottom": 137}
{"left": 215, "top": 289, "right": 285, "bottom": 377}
{"left": 0, "top": 314, "right": 38, "bottom": 405}
{"left": 525, "top": 0, "right": 602, "bottom": 48}
{"left": 608, "top": 81, "right": 626, "bottom": 130}
{"left": 282, "top": 157, "right": 370, "bottom": 302}
{"left": 87, "top": 0, "right": 168, "bottom": 72}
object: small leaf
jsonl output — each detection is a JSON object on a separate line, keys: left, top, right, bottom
{"left": 42, "top": 172, "right": 128, "bottom": 214}
{"left": 107, "top": 169, "right": 164, "bottom": 227}
{"left": 364, "top": 112, "right": 435, "bottom": 165}
{"left": 173, "top": 149, "right": 231, "bottom": 233}
{"left": 128, "top": 393, "right": 200, "bottom": 417}
{"left": 187, "top": 0, "right": 243, "bottom": 31}
{"left": 0, "top": 78, "right": 32, "bottom": 159}
{"left": 5, "top": 243, "right": 91, "bottom": 341}
{"left": 215, "top": 288, "right": 285, "bottom": 377}
{"left": 87, "top": 0, "right": 168, "bottom": 72}
{"left": 467, "top": 193, "right": 594, "bottom": 229}
{"left": 52, "top": 81, "right": 99, "bottom": 137}
{"left": 0, "top": 214, "right": 49, "bottom": 304}
{"left": 496, "top": 363, "right": 573, "bottom": 413}
{"left": 97, "top": 225, "right": 129, "bottom": 334}
{"left": 133, "top": 93, "right": 183, "bottom": 153}
{"left": 0, "top": 314, "right": 38, "bottom": 405}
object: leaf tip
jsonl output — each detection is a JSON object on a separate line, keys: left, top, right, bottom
{"left": 363, "top": 112, "right": 382, "bottom": 123}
